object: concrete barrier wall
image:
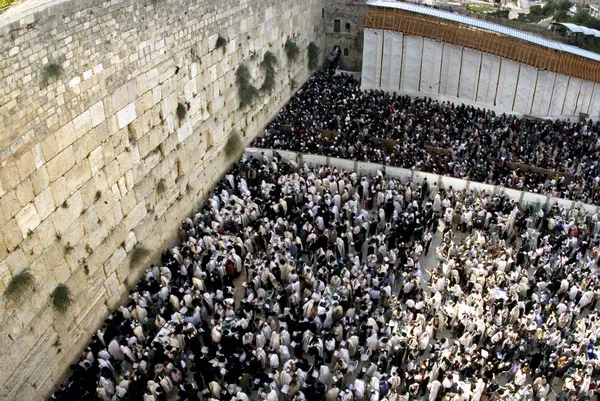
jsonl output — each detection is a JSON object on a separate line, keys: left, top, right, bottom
{"left": 250, "top": 148, "right": 600, "bottom": 214}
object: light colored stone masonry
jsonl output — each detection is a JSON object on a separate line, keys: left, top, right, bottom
{"left": 0, "top": 0, "right": 325, "bottom": 398}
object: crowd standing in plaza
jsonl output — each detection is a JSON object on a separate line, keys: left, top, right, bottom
{"left": 252, "top": 73, "right": 600, "bottom": 205}
{"left": 49, "top": 150, "right": 600, "bottom": 401}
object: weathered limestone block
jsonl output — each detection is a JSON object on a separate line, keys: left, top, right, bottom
{"left": 46, "top": 146, "right": 76, "bottom": 183}
{"left": 15, "top": 179, "right": 35, "bottom": 207}
{"left": 16, "top": 151, "right": 36, "bottom": 181}
{"left": 30, "top": 166, "right": 50, "bottom": 196}
{"left": 117, "top": 102, "right": 137, "bottom": 129}
{"left": 15, "top": 203, "right": 42, "bottom": 238}
{"left": 90, "top": 100, "right": 106, "bottom": 127}
{"left": 34, "top": 188, "right": 55, "bottom": 221}
{"left": 49, "top": 177, "right": 70, "bottom": 209}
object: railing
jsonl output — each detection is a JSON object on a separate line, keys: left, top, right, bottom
{"left": 246, "top": 147, "right": 600, "bottom": 215}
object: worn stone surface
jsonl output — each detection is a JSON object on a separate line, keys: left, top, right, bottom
{"left": 323, "top": 0, "right": 366, "bottom": 71}
{"left": 0, "top": 0, "right": 326, "bottom": 399}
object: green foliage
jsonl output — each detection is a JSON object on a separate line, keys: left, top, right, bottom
{"left": 284, "top": 39, "right": 300, "bottom": 62}
{"left": 224, "top": 131, "right": 243, "bottom": 158}
{"left": 42, "top": 63, "right": 63, "bottom": 85}
{"left": 129, "top": 245, "right": 150, "bottom": 268}
{"left": 176, "top": 102, "right": 187, "bottom": 120}
{"left": 157, "top": 178, "right": 167, "bottom": 195}
{"left": 554, "top": 9, "right": 569, "bottom": 21}
{"left": 557, "top": 0, "right": 573, "bottom": 11}
{"left": 216, "top": 35, "right": 227, "bottom": 50}
{"left": 51, "top": 284, "right": 72, "bottom": 314}
{"left": 553, "top": 7, "right": 600, "bottom": 31}
{"left": 4, "top": 270, "right": 34, "bottom": 302}
{"left": 490, "top": 8, "right": 509, "bottom": 19}
{"left": 466, "top": 4, "right": 495, "bottom": 13}
{"left": 307, "top": 42, "right": 320, "bottom": 71}
{"left": 262, "top": 51, "right": 278, "bottom": 70}
{"left": 262, "top": 70, "right": 277, "bottom": 94}
{"left": 0, "top": 0, "right": 19, "bottom": 9}
{"left": 261, "top": 51, "right": 278, "bottom": 94}
{"left": 236, "top": 64, "right": 259, "bottom": 109}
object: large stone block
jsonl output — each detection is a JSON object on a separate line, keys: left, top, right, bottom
{"left": 15, "top": 179, "right": 35, "bottom": 208}
{"left": 15, "top": 203, "right": 42, "bottom": 238}
{"left": 46, "top": 146, "right": 76, "bottom": 183}
{"left": 117, "top": 102, "right": 137, "bottom": 129}
{"left": 16, "top": 151, "right": 36, "bottom": 181}
{"left": 34, "top": 187, "right": 55, "bottom": 220}
{"left": 30, "top": 166, "right": 50, "bottom": 196}
{"left": 90, "top": 100, "right": 106, "bottom": 127}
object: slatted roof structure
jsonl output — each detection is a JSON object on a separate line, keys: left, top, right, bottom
{"left": 554, "top": 22, "right": 600, "bottom": 37}
{"left": 365, "top": 0, "right": 600, "bottom": 83}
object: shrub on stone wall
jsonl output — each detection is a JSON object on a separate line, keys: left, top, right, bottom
{"left": 308, "top": 42, "right": 320, "bottom": 71}
{"left": 129, "top": 245, "right": 150, "bottom": 269}
{"left": 236, "top": 64, "right": 259, "bottom": 109}
{"left": 4, "top": 269, "right": 34, "bottom": 302}
{"left": 225, "top": 131, "right": 243, "bottom": 158}
{"left": 157, "top": 178, "right": 167, "bottom": 195}
{"left": 260, "top": 51, "right": 278, "bottom": 94}
{"left": 216, "top": 35, "right": 227, "bottom": 51}
{"left": 176, "top": 102, "right": 187, "bottom": 120}
{"left": 42, "top": 63, "right": 63, "bottom": 86}
{"left": 284, "top": 39, "right": 300, "bottom": 62}
{"left": 51, "top": 284, "right": 72, "bottom": 314}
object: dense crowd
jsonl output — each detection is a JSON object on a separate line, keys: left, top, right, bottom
{"left": 252, "top": 73, "right": 600, "bottom": 204}
{"left": 49, "top": 152, "right": 600, "bottom": 401}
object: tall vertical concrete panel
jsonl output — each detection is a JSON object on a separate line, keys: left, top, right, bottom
{"left": 550, "top": 75, "right": 570, "bottom": 116}
{"left": 0, "top": 0, "right": 325, "bottom": 399}
{"left": 531, "top": 71, "right": 556, "bottom": 116}
{"left": 420, "top": 39, "right": 443, "bottom": 94}
{"left": 496, "top": 60, "right": 519, "bottom": 110}
{"left": 476, "top": 53, "right": 501, "bottom": 105}
{"left": 514, "top": 65, "right": 537, "bottom": 114}
{"left": 578, "top": 80, "right": 595, "bottom": 115}
{"left": 401, "top": 35, "right": 423, "bottom": 92}
{"left": 458, "top": 48, "right": 481, "bottom": 102}
{"left": 362, "top": 28, "right": 379, "bottom": 89}
{"left": 380, "top": 30, "right": 404, "bottom": 92}
{"left": 563, "top": 78, "right": 582, "bottom": 116}
{"left": 439, "top": 43, "right": 462, "bottom": 98}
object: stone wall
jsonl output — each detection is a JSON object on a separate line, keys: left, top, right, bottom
{"left": 0, "top": 0, "right": 324, "bottom": 398}
{"left": 323, "top": 0, "right": 367, "bottom": 71}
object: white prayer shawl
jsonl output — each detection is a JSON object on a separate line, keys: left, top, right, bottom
{"left": 108, "top": 339, "right": 124, "bottom": 360}
{"left": 319, "top": 365, "right": 333, "bottom": 389}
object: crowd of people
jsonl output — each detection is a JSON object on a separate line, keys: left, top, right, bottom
{"left": 49, "top": 150, "right": 600, "bottom": 401}
{"left": 252, "top": 73, "right": 600, "bottom": 205}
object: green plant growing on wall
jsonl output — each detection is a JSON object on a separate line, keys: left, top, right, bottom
{"left": 224, "top": 131, "right": 243, "bottom": 159}
{"left": 308, "top": 42, "right": 320, "bottom": 71}
{"left": 215, "top": 35, "right": 227, "bottom": 51}
{"left": 284, "top": 39, "right": 300, "bottom": 62}
{"left": 51, "top": 283, "right": 72, "bottom": 314}
{"left": 176, "top": 102, "right": 187, "bottom": 120}
{"left": 157, "top": 178, "right": 167, "bottom": 195}
{"left": 236, "top": 64, "right": 259, "bottom": 109}
{"left": 260, "top": 51, "right": 278, "bottom": 94}
{"left": 4, "top": 270, "right": 34, "bottom": 302}
{"left": 42, "top": 63, "right": 63, "bottom": 85}
{"left": 130, "top": 245, "right": 150, "bottom": 268}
